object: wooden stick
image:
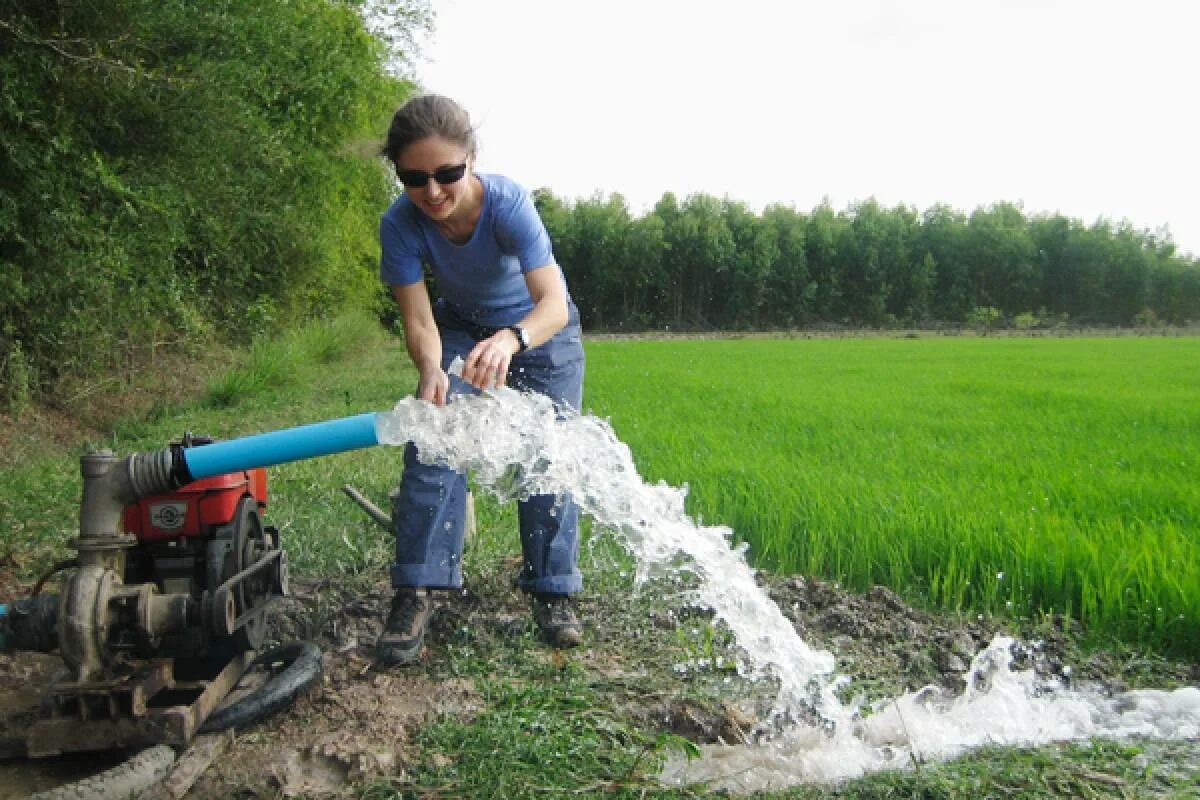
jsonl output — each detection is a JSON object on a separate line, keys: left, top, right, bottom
{"left": 140, "top": 731, "right": 233, "bottom": 800}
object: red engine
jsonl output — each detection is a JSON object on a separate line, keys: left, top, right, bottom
{"left": 114, "top": 436, "right": 283, "bottom": 657}
{"left": 123, "top": 468, "right": 268, "bottom": 541}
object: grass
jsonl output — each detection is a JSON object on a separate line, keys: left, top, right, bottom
{"left": 2, "top": 320, "right": 1198, "bottom": 798}
{"left": 581, "top": 336, "right": 1200, "bottom": 657}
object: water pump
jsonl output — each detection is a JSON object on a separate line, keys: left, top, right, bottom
{"left": 1, "top": 412, "right": 383, "bottom": 756}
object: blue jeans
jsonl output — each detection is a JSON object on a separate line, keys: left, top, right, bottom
{"left": 390, "top": 306, "right": 586, "bottom": 595}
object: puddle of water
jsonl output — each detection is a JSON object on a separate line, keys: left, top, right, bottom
{"left": 375, "top": 380, "right": 1200, "bottom": 791}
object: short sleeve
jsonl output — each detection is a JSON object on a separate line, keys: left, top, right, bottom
{"left": 496, "top": 186, "right": 556, "bottom": 272}
{"left": 379, "top": 211, "right": 425, "bottom": 287}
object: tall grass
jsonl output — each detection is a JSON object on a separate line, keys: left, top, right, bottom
{"left": 582, "top": 336, "right": 1200, "bottom": 656}
{"left": 203, "top": 312, "right": 384, "bottom": 407}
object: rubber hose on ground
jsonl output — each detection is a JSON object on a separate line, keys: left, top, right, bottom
{"left": 1, "top": 594, "right": 60, "bottom": 653}
{"left": 27, "top": 744, "right": 176, "bottom": 800}
{"left": 199, "top": 640, "right": 323, "bottom": 733}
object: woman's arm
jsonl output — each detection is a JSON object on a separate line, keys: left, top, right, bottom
{"left": 460, "top": 264, "right": 568, "bottom": 390}
{"left": 515, "top": 264, "right": 570, "bottom": 348}
{"left": 392, "top": 282, "right": 449, "bottom": 406}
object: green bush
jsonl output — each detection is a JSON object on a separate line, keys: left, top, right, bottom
{"left": 966, "top": 305, "right": 1004, "bottom": 332}
{"left": 0, "top": 0, "right": 424, "bottom": 402}
{"left": 1013, "top": 311, "right": 1037, "bottom": 331}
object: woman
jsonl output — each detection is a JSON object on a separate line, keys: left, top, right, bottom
{"left": 376, "top": 94, "right": 586, "bottom": 666}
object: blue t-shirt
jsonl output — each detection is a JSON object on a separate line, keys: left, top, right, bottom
{"left": 379, "top": 173, "right": 565, "bottom": 328}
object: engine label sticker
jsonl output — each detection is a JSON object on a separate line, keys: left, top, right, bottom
{"left": 149, "top": 502, "right": 189, "bottom": 531}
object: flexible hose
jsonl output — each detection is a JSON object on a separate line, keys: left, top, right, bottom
{"left": 199, "top": 640, "right": 323, "bottom": 733}
{"left": 27, "top": 744, "right": 176, "bottom": 800}
{"left": 0, "top": 594, "right": 59, "bottom": 652}
{"left": 30, "top": 559, "right": 78, "bottom": 596}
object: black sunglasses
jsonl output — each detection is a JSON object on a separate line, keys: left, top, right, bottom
{"left": 395, "top": 161, "right": 469, "bottom": 189}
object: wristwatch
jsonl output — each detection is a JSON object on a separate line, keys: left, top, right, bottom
{"left": 508, "top": 325, "right": 530, "bottom": 352}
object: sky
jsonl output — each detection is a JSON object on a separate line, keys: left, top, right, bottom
{"left": 411, "top": 0, "right": 1199, "bottom": 257}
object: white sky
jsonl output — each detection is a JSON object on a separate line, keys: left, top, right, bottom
{"left": 413, "top": 0, "right": 1199, "bottom": 258}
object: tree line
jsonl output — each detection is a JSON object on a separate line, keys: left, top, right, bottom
{"left": 535, "top": 190, "right": 1200, "bottom": 332}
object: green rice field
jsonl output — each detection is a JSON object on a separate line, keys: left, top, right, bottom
{"left": 581, "top": 335, "right": 1200, "bottom": 656}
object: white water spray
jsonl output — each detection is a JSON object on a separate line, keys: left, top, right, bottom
{"left": 374, "top": 378, "right": 1200, "bottom": 790}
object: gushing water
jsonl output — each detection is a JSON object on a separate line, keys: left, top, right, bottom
{"left": 374, "top": 379, "right": 1200, "bottom": 791}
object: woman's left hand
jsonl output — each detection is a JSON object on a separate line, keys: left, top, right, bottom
{"left": 461, "top": 330, "right": 520, "bottom": 390}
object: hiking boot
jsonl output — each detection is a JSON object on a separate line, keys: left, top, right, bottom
{"left": 377, "top": 588, "right": 435, "bottom": 665}
{"left": 532, "top": 593, "right": 583, "bottom": 648}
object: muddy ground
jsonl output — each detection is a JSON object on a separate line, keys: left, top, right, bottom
{"left": 1, "top": 563, "right": 1196, "bottom": 798}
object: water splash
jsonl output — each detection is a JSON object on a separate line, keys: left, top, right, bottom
{"left": 374, "top": 383, "right": 1200, "bottom": 790}
{"left": 662, "top": 637, "right": 1200, "bottom": 791}
{"left": 375, "top": 382, "right": 836, "bottom": 709}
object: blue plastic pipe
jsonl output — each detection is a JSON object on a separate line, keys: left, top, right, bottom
{"left": 182, "top": 412, "right": 382, "bottom": 480}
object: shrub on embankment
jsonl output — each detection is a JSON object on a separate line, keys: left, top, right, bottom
{"left": 0, "top": 0, "right": 426, "bottom": 412}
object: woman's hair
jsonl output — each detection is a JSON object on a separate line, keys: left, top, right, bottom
{"left": 382, "top": 94, "right": 477, "bottom": 165}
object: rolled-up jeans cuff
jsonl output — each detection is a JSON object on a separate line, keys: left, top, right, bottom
{"left": 518, "top": 572, "right": 583, "bottom": 596}
{"left": 390, "top": 563, "right": 463, "bottom": 590}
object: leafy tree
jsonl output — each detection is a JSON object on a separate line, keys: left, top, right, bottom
{"left": 1029, "top": 213, "right": 1078, "bottom": 317}
{"left": 1149, "top": 261, "right": 1200, "bottom": 324}
{"left": 674, "top": 194, "right": 734, "bottom": 328}
{"left": 836, "top": 200, "right": 892, "bottom": 325}
{"left": 651, "top": 192, "right": 685, "bottom": 326}
{"left": 761, "top": 204, "right": 811, "bottom": 327}
{"left": 568, "top": 192, "right": 635, "bottom": 328}
{"left": 719, "top": 199, "right": 777, "bottom": 328}
{"left": 651, "top": 192, "right": 738, "bottom": 329}
{"left": 876, "top": 204, "right": 926, "bottom": 324}
{"left": 917, "top": 205, "right": 972, "bottom": 322}
{"left": 1062, "top": 222, "right": 1122, "bottom": 323}
{"left": 1104, "top": 223, "right": 1152, "bottom": 324}
{"left": 620, "top": 213, "right": 666, "bottom": 328}
{"left": 804, "top": 202, "right": 842, "bottom": 321}
{"left": 966, "top": 203, "right": 1039, "bottom": 312}
{"left": 533, "top": 188, "right": 574, "bottom": 267}
{"left": 904, "top": 253, "right": 936, "bottom": 324}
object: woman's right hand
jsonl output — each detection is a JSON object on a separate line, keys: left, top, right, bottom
{"left": 417, "top": 366, "right": 449, "bottom": 406}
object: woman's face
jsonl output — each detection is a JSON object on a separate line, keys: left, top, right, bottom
{"left": 395, "top": 135, "right": 475, "bottom": 222}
